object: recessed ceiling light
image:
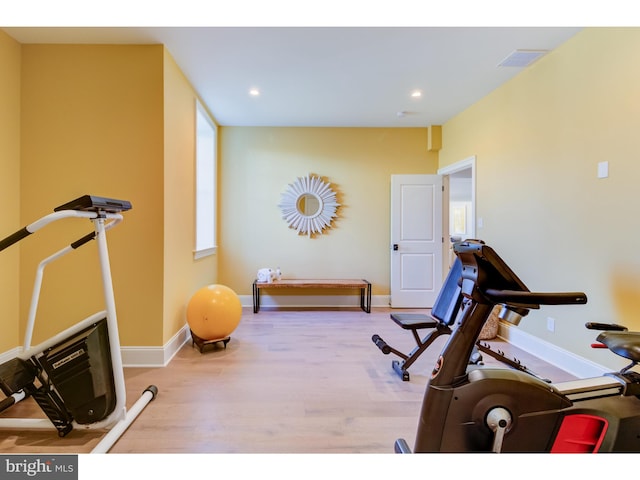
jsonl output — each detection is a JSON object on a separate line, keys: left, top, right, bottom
{"left": 410, "top": 90, "right": 422, "bottom": 98}
{"left": 249, "top": 88, "right": 260, "bottom": 96}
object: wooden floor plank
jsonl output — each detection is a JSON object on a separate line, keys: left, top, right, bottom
{"left": 0, "top": 307, "right": 576, "bottom": 453}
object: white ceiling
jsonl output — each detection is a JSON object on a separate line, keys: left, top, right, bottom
{"left": 3, "top": 26, "right": 582, "bottom": 127}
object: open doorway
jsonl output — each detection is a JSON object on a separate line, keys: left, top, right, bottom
{"left": 438, "top": 156, "right": 476, "bottom": 268}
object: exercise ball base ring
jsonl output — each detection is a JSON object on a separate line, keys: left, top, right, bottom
{"left": 190, "top": 330, "right": 231, "bottom": 354}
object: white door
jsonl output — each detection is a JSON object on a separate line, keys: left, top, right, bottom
{"left": 390, "top": 174, "right": 443, "bottom": 308}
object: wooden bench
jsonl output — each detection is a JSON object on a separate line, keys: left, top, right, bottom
{"left": 252, "top": 278, "right": 371, "bottom": 313}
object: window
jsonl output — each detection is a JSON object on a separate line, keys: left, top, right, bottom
{"left": 194, "top": 100, "right": 217, "bottom": 259}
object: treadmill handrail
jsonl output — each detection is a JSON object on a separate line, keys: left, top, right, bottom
{"left": 0, "top": 210, "right": 123, "bottom": 253}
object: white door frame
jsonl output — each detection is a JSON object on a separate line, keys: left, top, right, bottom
{"left": 438, "top": 155, "right": 476, "bottom": 269}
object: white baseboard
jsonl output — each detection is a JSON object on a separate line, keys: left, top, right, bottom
{"left": 124, "top": 295, "right": 394, "bottom": 367}
{"left": 0, "top": 326, "right": 193, "bottom": 369}
{"left": 498, "top": 322, "right": 609, "bottom": 378}
{"left": 1, "top": 316, "right": 610, "bottom": 374}
{"left": 121, "top": 324, "right": 192, "bottom": 367}
{"left": 0, "top": 347, "right": 21, "bottom": 365}
{"left": 238, "top": 294, "right": 390, "bottom": 309}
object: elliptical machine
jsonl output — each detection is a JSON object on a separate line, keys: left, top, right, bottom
{"left": 395, "top": 239, "right": 640, "bottom": 453}
{"left": 0, "top": 195, "right": 157, "bottom": 453}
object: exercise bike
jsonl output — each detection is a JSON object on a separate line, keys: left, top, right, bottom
{"left": 0, "top": 195, "right": 157, "bottom": 453}
{"left": 395, "top": 239, "right": 640, "bottom": 453}
{"left": 372, "top": 257, "right": 542, "bottom": 382}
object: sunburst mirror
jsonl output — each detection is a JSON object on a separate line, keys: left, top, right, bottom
{"left": 278, "top": 174, "right": 340, "bottom": 237}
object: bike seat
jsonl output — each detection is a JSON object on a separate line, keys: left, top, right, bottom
{"left": 597, "top": 331, "right": 640, "bottom": 363}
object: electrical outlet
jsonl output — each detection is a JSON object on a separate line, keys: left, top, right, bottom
{"left": 547, "top": 317, "right": 555, "bottom": 332}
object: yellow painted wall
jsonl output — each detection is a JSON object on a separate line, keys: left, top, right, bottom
{"left": 9, "top": 27, "right": 637, "bottom": 371}
{"left": 163, "top": 50, "right": 217, "bottom": 344}
{"left": 0, "top": 31, "right": 21, "bottom": 353}
{"left": 20, "top": 44, "right": 165, "bottom": 346}
{"left": 439, "top": 27, "right": 640, "bottom": 368}
{"left": 218, "top": 127, "right": 438, "bottom": 295}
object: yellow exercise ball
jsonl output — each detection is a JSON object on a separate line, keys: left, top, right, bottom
{"left": 187, "top": 284, "right": 242, "bottom": 341}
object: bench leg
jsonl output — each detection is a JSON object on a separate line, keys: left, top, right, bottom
{"left": 360, "top": 282, "right": 371, "bottom": 313}
{"left": 252, "top": 281, "right": 260, "bottom": 313}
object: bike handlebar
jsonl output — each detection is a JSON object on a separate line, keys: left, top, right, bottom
{"left": 483, "top": 288, "right": 587, "bottom": 307}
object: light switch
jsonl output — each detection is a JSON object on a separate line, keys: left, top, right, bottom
{"left": 597, "top": 161, "right": 609, "bottom": 179}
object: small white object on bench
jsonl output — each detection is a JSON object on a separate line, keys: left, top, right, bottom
{"left": 256, "top": 267, "right": 282, "bottom": 283}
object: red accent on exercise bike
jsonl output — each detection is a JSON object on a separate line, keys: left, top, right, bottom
{"left": 551, "top": 414, "right": 608, "bottom": 453}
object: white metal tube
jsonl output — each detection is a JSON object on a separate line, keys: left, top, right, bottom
{"left": 26, "top": 210, "right": 98, "bottom": 233}
{"left": 24, "top": 245, "right": 74, "bottom": 349}
{"left": 2, "top": 205, "right": 151, "bottom": 442}
{"left": 18, "top": 311, "right": 107, "bottom": 361}
{"left": 0, "top": 418, "right": 58, "bottom": 430}
{"left": 12, "top": 390, "right": 26, "bottom": 403}
{"left": 22, "top": 215, "right": 122, "bottom": 350}
{"left": 91, "top": 389, "right": 156, "bottom": 453}
{"left": 18, "top": 318, "right": 134, "bottom": 431}
{"left": 27, "top": 210, "right": 122, "bottom": 235}
{"left": 92, "top": 216, "right": 127, "bottom": 425}
{"left": 45, "top": 215, "right": 130, "bottom": 432}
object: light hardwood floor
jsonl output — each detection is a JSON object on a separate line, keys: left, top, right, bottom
{"left": 0, "top": 307, "right": 576, "bottom": 454}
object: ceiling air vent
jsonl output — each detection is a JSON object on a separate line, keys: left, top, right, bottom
{"left": 498, "top": 49, "right": 549, "bottom": 67}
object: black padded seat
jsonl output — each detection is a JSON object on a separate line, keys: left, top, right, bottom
{"left": 390, "top": 313, "right": 439, "bottom": 330}
{"left": 597, "top": 331, "right": 640, "bottom": 363}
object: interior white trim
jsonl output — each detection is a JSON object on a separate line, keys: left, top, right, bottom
{"left": 0, "top": 347, "right": 21, "bottom": 365}
{"left": 193, "top": 246, "right": 217, "bottom": 260}
{"left": 497, "top": 321, "right": 609, "bottom": 379}
{"left": 121, "top": 324, "right": 192, "bottom": 367}
{"left": 437, "top": 155, "right": 476, "bottom": 176}
{"left": 438, "top": 155, "right": 476, "bottom": 240}
{"left": 2, "top": 311, "right": 609, "bottom": 373}
{"left": 0, "top": 327, "right": 194, "bottom": 369}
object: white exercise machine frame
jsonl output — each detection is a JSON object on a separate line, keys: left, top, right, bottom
{"left": 0, "top": 197, "right": 157, "bottom": 453}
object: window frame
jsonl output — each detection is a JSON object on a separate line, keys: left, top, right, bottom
{"left": 193, "top": 100, "right": 217, "bottom": 260}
